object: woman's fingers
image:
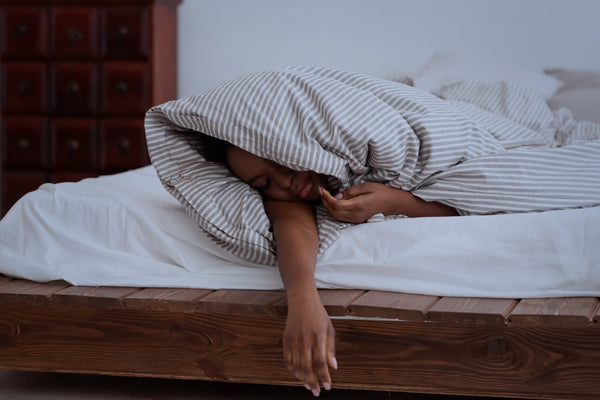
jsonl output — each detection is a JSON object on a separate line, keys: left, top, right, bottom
{"left": 299, "top": 349, "right": 321, "bottom": 396}
{"left": 322, "top": 322, "right": 336, "bottom": 391}
{"left": 313, "top": 357, "right": 330, "bottom": 394}
{"left": 285, "top": 345, "right": 312, "bottom": 392}
{"left": 320, "top": 183, "right": 394, "bottom": 223}
{"left": 318, "top": 186, "right": 338, "bottom": 208}
{"left": 319, "top": 186, "right": 368, "bottom": 223}
{"left": 314, "top": 325, "right": 334, "bottom": 392}
{"left": 327, "top": 327, "right": 337, "bottom": 372}
{"left": 340, "top": 182, "right": 373, "bottom": 199}
{"left": 319, "top": 187, "right": 346, "bottom": 221}
{"left": 291, "top": 350, "right": 323, "bottom": 397}
{"left": 319, "top": 187, "right": 353, "bottom": 213}
{"left": 284, "top": 325, "right": 336, "bottom": 396}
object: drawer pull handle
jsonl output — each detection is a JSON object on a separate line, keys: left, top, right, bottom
{"left": 118, "top": 138, "right": 131, "bottom": 151}
{"left": 115, "top": 82, "right": 128, "bottom": 95}
{"left": 14, "top": 24, "right": 29, "bottom": 37}
{"left": 17, "top": 81, "right": 32, "bottom": 93}
{"left": 18, "top": 138, "right": 31, "bottom": 149}
{"left": 117, "top": 25, "right": 129, "bottom": 37}
{"left": 67, "top": 139, "right": 80, "bottom": 151}
{"left": 67, "top": 81, "right": 81, "bottom": 95}
{"left": 67, "top": 28, "right": 83, "bottom": 44}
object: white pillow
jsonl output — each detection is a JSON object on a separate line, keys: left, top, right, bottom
{"left": 413, "top": 51, "right": 563, "bottom": 99}
{"left": 546, "top": 69, "right": 600, "bottom": 123}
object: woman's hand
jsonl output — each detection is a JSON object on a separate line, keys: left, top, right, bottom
{"left": 284, "top": 290, "right": 337, "bottom": 396}
{"left": 319, "top": 182, "right": 405, "bottom": 223}
{"left": 320, "top": 182, "right": 457, "bottom": 222}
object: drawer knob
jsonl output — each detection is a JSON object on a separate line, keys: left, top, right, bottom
{"left": 117, "top": 25, "right": 129, "bottom": 37}
{"left": 14, "top": 24, "right": 29, "bottom": 37}
{"left": 118, "top": 138, "right": 130, "bottom": 151}
{"left": 67, "top": 139, "right": 80, "bottom": 151}
{"left": 67, "top": 81, "right": 81, "bottom": 95}
{"left": 67, "top": 28, "right": 83, "bottom": 44}
{"left": 18, "top": 138, "right": 31, "bottom": 149}
{"left": 115, "top": 82, "right": 128, "bottom": 95}
{"left": 17, "top": 81, "right": 32, "bottom": 93}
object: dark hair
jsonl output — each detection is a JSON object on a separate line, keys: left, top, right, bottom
{"left": 195, "top": 132, "right": 230, "bottom": 165}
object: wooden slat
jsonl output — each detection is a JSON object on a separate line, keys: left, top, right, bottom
{"left": 508, "top": 297, "right": 599, "bottom": 328}
{"left": 271, "top": 289, "right": 365, "bottom": 317}
{"left": 52, "top": 286, "right": 141, "bottom": 308}
{"left": 195, "top": 289, "right": 286, "bottom": 316}
{"left": 3, "top": 304, "right": 600, "bottom": 399}
{"left": 124, "top": 288, "right": 214, "bottom": 312}
{"left": 317, "top": 289, "right": 366, "bottom": 316}
{"left": 0, "top": 279, "right": 70, "bottom": 306}
{"left": 427, "top": 297, "right": 517, "bottom": 325}
{"left": 0, "top": 275, "right": 11, "bottom": 286}
{"left": 348, "top": 290, "right": 438, "bottom": 321}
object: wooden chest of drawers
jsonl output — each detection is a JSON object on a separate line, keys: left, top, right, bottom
{"left": 0, "top": 0, "right": 181, "bottom": 215}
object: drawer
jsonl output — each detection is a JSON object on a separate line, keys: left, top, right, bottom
{"left": 1, "top": 7, "right": 48, "bottom": 59}
{"left": 1, "top": 117, "right": 48, "bottom": 169}
{"left": 51, "top": 63, "right": 99, "bottom": 115}
{"left": 50, "top": 118, "right": 98, "bottom": 170}
{"left": 51, "top": 6, "right": 99, "bottom": 59}
{"left": 100, "top": 63, "right": 150, "bottom": 115}
{"left": 1, "top": 62, "right": 48, "bottom": 113}
{"left": 1, "top": 171, "right": 48, "bottom": 215}
{"left": 99, "top": 118, "right": 149, "bottom": 170}
{"left": 101, "top": 7, "right": 149, "bottom": 60}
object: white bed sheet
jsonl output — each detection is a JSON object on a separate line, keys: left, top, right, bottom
{"left": 1, "top": 166, "right": 598, "bottom": 298}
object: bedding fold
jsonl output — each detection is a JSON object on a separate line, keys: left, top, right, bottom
{"left": 145, "top": 66, "right": 600, "bottom": 265}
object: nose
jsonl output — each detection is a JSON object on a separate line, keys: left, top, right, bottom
{"left": 272, "top": 165, "right": 294, "bottom": 190}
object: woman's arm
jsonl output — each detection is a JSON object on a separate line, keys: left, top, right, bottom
{"left": 320, "top": 182, "right": 457, "bottom": 223}
{"left": 263, "top": 198, "right": 337, "bottom": 396}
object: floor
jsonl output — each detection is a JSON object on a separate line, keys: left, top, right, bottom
{"left": 0, "top": 369, "right": 524, "bottom": 400}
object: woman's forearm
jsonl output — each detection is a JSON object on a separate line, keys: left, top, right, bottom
{"left": 386, "top": 189, "right": 458, "bottom": 217}
{"left": 263, "top": 199, "right": 320, "bottom": 295}
{"left": 320, "top": 182, "right": 457, "bottom": 223}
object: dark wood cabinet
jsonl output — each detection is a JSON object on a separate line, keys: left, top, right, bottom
{"left": 0, "top": 0, "right": 181, "bottom": 216}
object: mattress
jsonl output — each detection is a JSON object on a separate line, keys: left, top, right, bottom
{"left": 1, "top": 165, "right": 598, "bottom": 298}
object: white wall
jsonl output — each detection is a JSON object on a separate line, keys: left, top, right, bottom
{"left": 176, "top": 0, "right": 600, "bottom": 97}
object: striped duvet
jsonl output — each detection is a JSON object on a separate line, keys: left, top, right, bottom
{"left": 145, "top": 66, "right": 600, "bottom": 265}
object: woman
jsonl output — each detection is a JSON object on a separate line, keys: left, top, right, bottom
{"left": 200, "top": 134, "right": 456, "bottom": 396}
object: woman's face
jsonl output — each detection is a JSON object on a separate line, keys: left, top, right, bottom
{"left": 226, "top": 146, "right": 327, "bottom": 202}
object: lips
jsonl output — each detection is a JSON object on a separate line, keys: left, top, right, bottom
{"left": 295, "top": 175, "right": 313, "bottom": 200}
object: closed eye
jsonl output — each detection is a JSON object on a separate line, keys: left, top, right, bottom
{"left": 249, "top": 176, "right": 269, "bottom": 191}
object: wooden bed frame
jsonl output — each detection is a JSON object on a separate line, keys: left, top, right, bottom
{"left": 1, "top": 273, "right": 598, "bottom": 399}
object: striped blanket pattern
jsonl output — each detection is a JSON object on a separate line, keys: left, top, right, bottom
{"left": 145, "top": 66, "right": 600, "bottom": 265}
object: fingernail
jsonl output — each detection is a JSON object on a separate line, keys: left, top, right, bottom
{"left": 332, "top": 357, "right": 338, "bottom": 370}
{"left": 318, "top": 186, "right": 323, "bottom": 195}
{"left": 334, "top": 193, "right": 343, "bottom": 200}
{"left": 312, "top": 389, "right": 320, "bottom": 397}
{"left": 304, "top": 384, "right": 312, "bottom": 391}
{"left": 323, "top": 382, "right": 331, "bottom": 391}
